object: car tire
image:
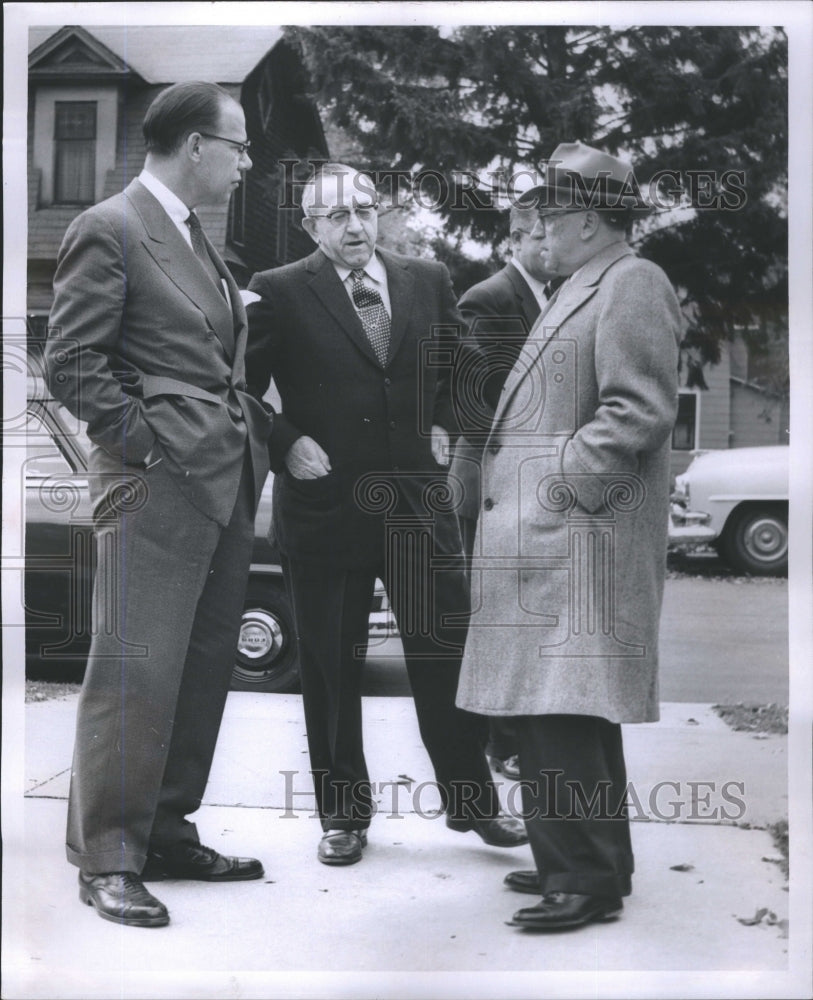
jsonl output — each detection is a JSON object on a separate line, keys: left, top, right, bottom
{"left": 231, "top": 579, "right": 300, "bottom": 693}
{"left": 720, "top": 503, "right": 788, "bottom": 576}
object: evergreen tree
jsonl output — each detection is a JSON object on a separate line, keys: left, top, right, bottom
{"left": 284, "top": 25, "right": 788, "bottom": 380}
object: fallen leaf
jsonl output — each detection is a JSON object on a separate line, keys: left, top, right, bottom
{"left": 670, "top": 863, "right": 695, "bottom": 872}
{"left": 737, "top": 907, "right": 769, "bottom": 926}
{"left": 686, "top": 718, "right": 699, "bottom": 725}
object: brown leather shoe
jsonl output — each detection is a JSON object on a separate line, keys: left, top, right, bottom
{"left": 317, "top": 830, "right": 367, "bottom": 866}
{"left": 504, "top": 869, "right": 542, "bottom": 894}
{"left": 446, "top": 813, "right": 529, "bottom": 847}
{"left": 142, "top": 842, "right": 264, "bottom": 881}
{"left": 78, "top": 871, "right": 169, "bottom": 927}
{"left": 510, "top": 892, "right": 623, "bottom": 931}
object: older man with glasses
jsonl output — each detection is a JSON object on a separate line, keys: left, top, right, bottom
{"left": 245, "top": 163, "right": 527, "bottom": 866}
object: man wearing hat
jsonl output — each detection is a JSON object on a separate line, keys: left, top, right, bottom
{"left": 456, "top": 142, "right": 682, "bottom": 930}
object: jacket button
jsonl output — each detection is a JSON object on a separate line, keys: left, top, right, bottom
{"left": 389, "top": 420, "right": 396, "bottom": 429}
{"left": 483, "top": 498, "right": 494, "bottom": 511}
{"left": 384, "top": 377, "right": 391, "bottom": 386}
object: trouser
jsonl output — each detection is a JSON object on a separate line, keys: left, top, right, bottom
{"left": 65, "top": 451, "right": 255, "bottom": 874}
{"left": 513, "top": 714, "right": 634, "bottom": 898}
{"left": 283, "top": 536, "right": 499, "bottom": 832}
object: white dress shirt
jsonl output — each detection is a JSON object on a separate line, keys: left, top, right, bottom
{"left": 138, "top": 169, "right": 195, "bottom": 249}
{"left": 332, "top": 252, "right": 392, "bottom": 318}
{"left": 510, "top": 258, "right": 551, "bottom": 309}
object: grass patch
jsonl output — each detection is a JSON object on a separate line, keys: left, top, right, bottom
{"left": 712, "top": 702, "right": 788, "bottom": 734}
{"left": 768, "top": 818, "right": 789, "bottom": 878}
{"left": 25, "top": 680, "right": 81, "bottom": 703}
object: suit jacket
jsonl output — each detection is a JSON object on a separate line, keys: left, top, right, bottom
{"left": 457, "top": 242, "right": 682, "bottom": 723}
{"left": 451, "top": 262, "right": 543, "bottom": 521}
{"left": 245, "top": 247, "right": 464, "bottom": 567}
{"left": 45, "top": 179, "right": 272, "bottom": 525}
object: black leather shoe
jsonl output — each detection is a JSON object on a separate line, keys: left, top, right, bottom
{"left": 445, "top": 813, "right": 529, "bottom": 847}
{"left": 504, "top": 869, "right": 542, "bottom": 894}
{"left": 510, "top": 892, "right": 623, "bottom": 931}
{"left": 78, "top": 871, "right": 169, "bottom": 927}
{"left": 142, "top": 842, "right": 264, "bottom": 882}
{"left": 488, "top": 754, "right": 521, "bottom": 779}
{"left": 317, "top": 830, "right": 368, "bottom": 866}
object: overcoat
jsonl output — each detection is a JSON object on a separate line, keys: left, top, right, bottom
{"left": 456, "top": 242, "right": 682, "bottom": 724}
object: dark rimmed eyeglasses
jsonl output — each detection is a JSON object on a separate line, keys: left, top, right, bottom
{"left": 198, "top": 132, "right": 252, "bottom": 155}
{"left": 534, "top": 208, "right": 587, "bottom": 234}
{"left": 307, "top": 204, "right": 379, "bottom": 228}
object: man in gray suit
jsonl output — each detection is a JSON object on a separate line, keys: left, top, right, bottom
{"left": 458, "top": 143, "right": 682, "bottom": 931}
{"left": 450, "top": 205, "right": 558, "bottom": 779}
{"left": 45, "top": 82, "right": 272, "bottom": 927}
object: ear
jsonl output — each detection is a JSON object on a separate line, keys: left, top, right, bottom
{"left": 186, "top": 132, "right": 203, "bottom": 162}
{"left": 581, "top": 210, "right": 601, "bottom": 238}
{"left": 301, "top": 216, "right": 320, "bottom": 244}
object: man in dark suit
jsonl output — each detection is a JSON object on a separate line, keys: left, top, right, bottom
{"left": 45, "top": 82, "right": 273, "bottom": 927}
{"left": 450, "top": 205, "right": 558, "bottom": 779}
{"left": 245, "top": 163, "right": 527, "bottom": 866}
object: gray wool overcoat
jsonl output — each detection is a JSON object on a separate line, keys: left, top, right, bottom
{"left": 456, "top": 241, "right": 682, "bottom": 724}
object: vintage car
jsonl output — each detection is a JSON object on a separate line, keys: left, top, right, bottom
{"left": 23, "top": 392, "right": 394, "bottom": 693}
{"left": 668, "top": 445, "right": 789, "bottom": 575}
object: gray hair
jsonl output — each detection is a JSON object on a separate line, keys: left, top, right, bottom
{"left": 301, "top": 163, "right": 376, "bottom": 216}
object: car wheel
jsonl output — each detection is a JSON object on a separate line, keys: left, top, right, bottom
{"left": 231, "top": 580, "right": 300, "bottom": 693}
{"left": 720, "top": 504, "right": 788, "bottom": 576}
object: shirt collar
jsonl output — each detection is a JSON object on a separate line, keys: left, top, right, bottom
{"left": 509, "top": 258, "right": 551, "bottom": 303}
{"left": 333, "top": 251, "right": 387, "bottom": 286}
{"left": 139, "top": 169, "right": 193, "bottom": 226}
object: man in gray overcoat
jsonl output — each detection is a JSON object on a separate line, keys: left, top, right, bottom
{"left": 456, "top": 142, "right": 683, "bottom": 931}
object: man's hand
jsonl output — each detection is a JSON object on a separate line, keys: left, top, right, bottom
{"left": 431, "top": 425, "right": 450, "bottom": 467}
{"left": 285, "top": 436, "right": 332, "bottom": 479}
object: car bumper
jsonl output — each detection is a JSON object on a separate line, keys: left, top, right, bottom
{"left": 668, "top": 505, "right": 717, "bottom": 549}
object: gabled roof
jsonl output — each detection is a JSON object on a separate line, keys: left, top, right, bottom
{"left": 29, "top": 25, "right": 136, "bottom": 83}
{"left": 29, "top": 24, "right": 284, "bottom": 85}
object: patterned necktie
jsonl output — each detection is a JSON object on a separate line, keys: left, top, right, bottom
{"left": 186, "top": 211, "right": 226, "bottom": 298}
{"left": 350, "top": 269, "right": 391, "bottom": 365}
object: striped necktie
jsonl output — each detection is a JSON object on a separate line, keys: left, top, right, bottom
{"left": 186, "top": 211, "right": 226, "bottom": 298}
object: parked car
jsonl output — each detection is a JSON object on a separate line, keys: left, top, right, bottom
{"left": 668, "top": 445, "right": 789, "bottom": 575}
{"left": 23, "top": 393, "right": 394, "bottom": 693}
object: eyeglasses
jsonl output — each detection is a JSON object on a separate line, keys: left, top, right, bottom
{"left": 534, "top": 209, "right": 586, "bottom": 234}
{"left": 198, "top": 132, "right": 252, "bottom": 155}
{"left": 307, "top": 204, "right": 379, "bottom": 228}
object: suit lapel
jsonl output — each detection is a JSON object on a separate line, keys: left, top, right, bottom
{"left": 380, "top": 250, "right": 414, "bottom": 365}
{"left": 505, "top": 264, "right": 541, "bottom": 331}
{"left": 125, "top": 180, "right": 236, "bottom": 359}
{"left": 492, "top": 242, "right": 633, "bottom": 428}
{"left": 306, "top": 250, "right": 383, "bottom": 368}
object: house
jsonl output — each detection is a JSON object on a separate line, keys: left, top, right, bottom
{"left": 26, "top": 24, "right": 329, "bottom": 331}
{"left": 671, "top": 336, "right": 789, "bottom": 477}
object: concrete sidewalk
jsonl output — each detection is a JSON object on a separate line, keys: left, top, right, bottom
{"left": 4, "top": 692, "right": 800, "bottom": 999}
